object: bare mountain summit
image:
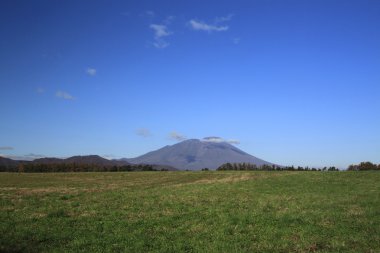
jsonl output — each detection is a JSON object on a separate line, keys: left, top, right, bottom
{"left": 126, "top": 139, "right": 273, "bottom": 170}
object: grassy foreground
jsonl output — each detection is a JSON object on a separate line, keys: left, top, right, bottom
{"left": 0, "top": 171, "right": 379, "bottom": 253}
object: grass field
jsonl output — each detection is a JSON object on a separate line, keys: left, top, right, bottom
{"left": 1, "top": 171, "right": 379, "bottom": 252}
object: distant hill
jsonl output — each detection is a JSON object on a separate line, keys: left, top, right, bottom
{"left": 64, "top": 155, "right": 121, "bottom": 166}
{"left": 32, "top": 158, "right": 64, "bottom": 164}
{"left": 33, "top": 155, "right": 128, "bottom": 166}
{"left": 0, "top": 156, "right": 19, "bottom": 168}
{"left": 1, "top": 155, "right": 177, "bottom": 172}
{"left": 126, "top": 139, "right": 273, "bottom": 170}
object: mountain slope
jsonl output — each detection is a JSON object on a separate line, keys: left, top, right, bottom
{"left": 127, "top": 139, "right": 273, "bottom": 170}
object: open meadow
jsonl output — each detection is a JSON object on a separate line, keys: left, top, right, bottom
{"left": 1, "top": 171, "right": 379, "bottom": 252}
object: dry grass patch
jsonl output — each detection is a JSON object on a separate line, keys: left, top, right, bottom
{"left": 347, "top": 205, "right": 364, "bottom": 217}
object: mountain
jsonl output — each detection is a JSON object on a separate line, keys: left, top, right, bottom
{"left": 126, "top": 139, "right": 273, "bottom": 170}
{"left": 0, "top": 156, "right": 20, "bottom": 168}
{"left": 2, "top": 142, "right": 273, "bottom": 171}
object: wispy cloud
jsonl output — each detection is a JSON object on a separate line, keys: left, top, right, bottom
{"left": 25, "top": 153, "right": 45, "bottom": 159}
{"left": 202, "top": 137, "right": 240, "bottom": 145}
{"left": 0, "top": 154, "right": 16, "bottom": 159}
{"left": 188, "top": 19, "right": 229, "bottom": 32}
{"left": 227, "top": 139, "right": 240, "bottom": 145}
{"left": 86, "top": 68, "right": 96, "bottom": 76}
{"left": 136, "top": 128, "right": 151, "bottom": 137}
{"left": 169, "top": 131, "right": 187, "bottom": 141}
{"left": 232, "top": 37, "right": 241, "bottom": 44}
{"left": 188, "top": 14, "right": 233, "bottom": 33}
{"left": 215, "top": 14, "right": 234, "bottom": 23}
{"left": 163, "top": 15, "right": 175, "bottom": 25}
{"left": 0, "top": 146, "right": 13, "bottom": 150}
{"left": 145, "top": 10, "right": 155, "bottom": 17}
{"left": 36, "top": 87, "right": 45, "bottom": 94}
{"left": 56, "top": 91, "right": 75, "bottom": 100}
{"left": 150, "top": 24, "right": 172, "bottom": 49}
{"left": 102, "top": 154, "right": 117, "bottom": 159}
{"left": 0, "top": 153, "right": 45, "bottom": 161}
{"left": 151, "top": 24, "right": 171, "bottom": 37}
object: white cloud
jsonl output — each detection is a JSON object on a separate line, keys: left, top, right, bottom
{"left": 188, "top": 14, "right": 233, "bottom": 33}
{"left": 203, "top": 137, "right": 225, "bottom": 143}
{"left": 188, "top": 19, "right": 229, "bottom": 32}
{"left": 136, "top": 128, "right": 151, "bottom": 137}
{"left": 86, "top": 68, "right": 96, "bottom": 76}
{"left": 150, "top": 24, "right": 172, "bottom": 49}
{"left": 150, "top": 24, "right": 171, "bottom": 38}
{"left": 56, "top": 91, "right": 75, "bottom": 100}
{"left": 169, "top": 131, "right": 187, "bottom": 141}
{"left": 202, "top": 137, "right": 240, "bottom": 145}
{"left": 0, "top": 146, "right": 13, "bottom": 150}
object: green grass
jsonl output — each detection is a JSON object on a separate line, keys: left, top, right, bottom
{"left": 1, "top": 171, "right": 379, "bottom": 252}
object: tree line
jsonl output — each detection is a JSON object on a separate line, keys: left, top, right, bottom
{"left": 347, "top": 162, "right": 380, "bottom": 171}
{"left": 216, "top": 163, "right": 339, "bottom": 171}
{"left": 0, "top": 163, "right": 167, "bottom": 173}
{"left": 217, "top": 162, "right": 380, "bottom": 171}
{"left": 1, "top": 161, "right": 378, "bottom": 172}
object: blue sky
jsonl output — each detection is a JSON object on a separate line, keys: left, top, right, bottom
{"left": 1, "top": 0, "right": 379, "bottom": 168}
